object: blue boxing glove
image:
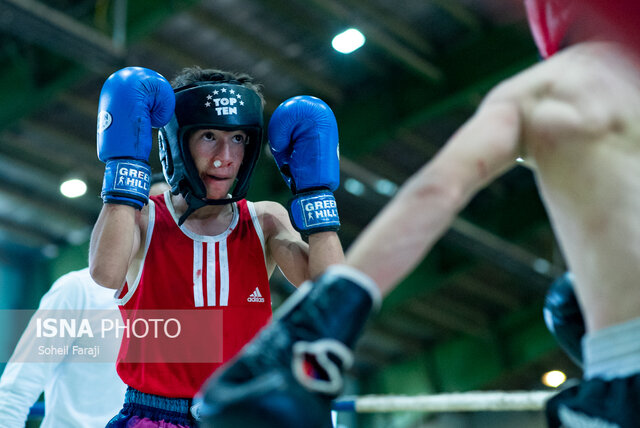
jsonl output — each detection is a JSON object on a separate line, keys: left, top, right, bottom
{"left": 97, "top": 67, "right": 175, "bottom": 209}
{"left": 543, "top": 272, "right": 585, "bottom": 367}
{"left": 268, "top": 96, "right": 340, "bottom": 236}
{"left": 197, "top": 265, "right": 380, "bottom": 428}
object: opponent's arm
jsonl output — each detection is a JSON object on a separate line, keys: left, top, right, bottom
{"left": 347, "top": 98, "right": 523, "bottom": 295}
{"left": 89, "top": 67, "right": 174, "bottom": 289}
{"left": 266, "top": 96, "right": 345, "bottom": 284}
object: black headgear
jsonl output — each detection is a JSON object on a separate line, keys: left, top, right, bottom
{"left": 158, "top": 80, "right": 264, "bottom": 224}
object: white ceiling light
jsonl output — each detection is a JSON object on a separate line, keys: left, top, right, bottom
{"left": 344, "top": 178, "right": 365, "bottom": 196}
{"left": 60, "top": 178, "right": 87, "bottom": 198}
{"left": 332, "top": 28, "right": 365, "bottom": 54}
{"left": 374, "top": 179, "right": 398, "bottom": 197}
{"left": 541, "top": 370, "right": 567, "bottom": 388}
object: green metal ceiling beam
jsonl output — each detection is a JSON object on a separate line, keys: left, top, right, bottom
{"left": 255, "top": 0, "right": 389, "bottom": 80}
{"left": 0, "top": 218, "right": 60, "bottom": 248}
{"left": 0, "top": 0, "right": 199, "bottom": 132}
{"left": 447, "top": 217, "right": 562, "bottom": 290}
{"left": 337, "top": 53, "right": 535, "bottom": 160}
{"left": 123, "top": 0, "right": 200, "bottom": 42}
{"left": 431, "top": 0, "right": 483, "bottom": 33}
{"left": 0, "top": 0, "right": 124, "bottom": 71}
{"left": 0, "top": 55, "right": 84, "bottom": 132}
{"left": 339, "top": 0, "right": 435, "bottom": 57}
{"left": 190, "top": 6, "right": 344, "bottom": 103}
{"left": 305, "top": 0, "right": 443, "bottom": 82}
{"left": 336, "top": 25, "right": 538, "bottom": 160}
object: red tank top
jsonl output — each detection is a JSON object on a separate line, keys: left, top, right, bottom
{"left": 115, "top": 193, "right": 272, "bottom": 397}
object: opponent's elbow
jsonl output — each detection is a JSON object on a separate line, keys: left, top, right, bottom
{"left": 479, "top": 91, "right": 524, "bottom": 157}
{"left": 487, "top": 102, "right": 523, "bottom": 158}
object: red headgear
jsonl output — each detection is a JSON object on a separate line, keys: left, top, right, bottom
{"left": 525, "top": 0, "right": 640, "bottom": 59}
{"left": 524, "top": 0, "right": 577, "bottom": 59}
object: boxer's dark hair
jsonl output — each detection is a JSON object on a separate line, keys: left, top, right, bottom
{"left": 171, "top": 66, "right": 265, "bottom": 107}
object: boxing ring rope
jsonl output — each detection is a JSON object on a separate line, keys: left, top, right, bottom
{"left": 28, "top": 391, "right": 558, "bottom": 421}
{"left": 332, "top": 390, "right": 557, "bottom": 413}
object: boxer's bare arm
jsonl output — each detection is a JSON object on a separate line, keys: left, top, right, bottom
{"left": 258, "top": 201, "right": 344, "bottom": 286}
{"left": 347, "top": 99, "right": 523, "bottom": 295}
{"left": 89, "top": 204, "right": 144, "bottom": 289}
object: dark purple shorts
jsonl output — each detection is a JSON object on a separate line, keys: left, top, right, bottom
{"left": 106, "top": 387, "right": 196, "bottom": 428}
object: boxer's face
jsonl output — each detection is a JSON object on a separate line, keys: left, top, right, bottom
{"left": 188, "top": 128, "right": 247, "bottom": 199}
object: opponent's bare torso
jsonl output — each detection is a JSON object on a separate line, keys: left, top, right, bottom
{"left": 503, "top": 42, "right": 640, "bottom": 331}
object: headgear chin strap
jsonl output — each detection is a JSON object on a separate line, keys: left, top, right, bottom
{"left": 158, "top": 81, "right": 264, "bottom": 225}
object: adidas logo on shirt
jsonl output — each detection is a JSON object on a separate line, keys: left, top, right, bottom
{"left": 247, "top": 287, "right": 265, "bottom": 303}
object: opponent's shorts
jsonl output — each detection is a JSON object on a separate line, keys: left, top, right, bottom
{"left": 106, "top": 387, "right": 196, "bottom": 428}
{"left": 546, "top": 375, "right": 640, "bottom": 428}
